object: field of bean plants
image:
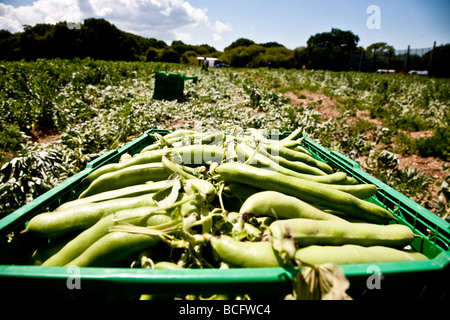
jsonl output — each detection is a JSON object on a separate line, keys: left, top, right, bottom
{"left": 0, "top": 58, "right": 449, "bottom": 221}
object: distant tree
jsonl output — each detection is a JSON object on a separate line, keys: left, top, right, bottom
{"left": 306, "top": 28, "right": 359, "bottom": 71}
{"left": 260, "top": 42, "right": 285, "bottom": 48}
{"left": 1, "top": 18, "right": 164, "bottom": 61}
{"left": 244, "top": 44, "right": 266, "bottom": 68}
{"left": 293, "top": 46, "right": 308, "bottom": 69}
{"left": 222, "top": 44, "right": 265, "bottom": 68}
{"left": 0, "top": 30, "right": 19, "bottom": 60}
{"left": 52, "top": 22, "right": 83, "bottom": 59}
{"left": 160, "top": 47, "right": 180, "bottom": 63}
{"left": 19, "top": 23, "right": 55, "bottom": 60}
{"left": 171, "top": 40, "right": 194, "bottom": 55}
{"left": 366, "top": 42, "right": 393, "bottom": 54}
{"left": 82, "top": 18, "right": 139, "bottom": 60}
{"left": 147, "top": 38, "right": 168, "bottom": 49}
{"left": 222, "top": 39, "right": 299, "bottom": 69}
{"left": 181, "top": 50, "right": 197, "bottom": 64}
{"left": 264, "top": 46, "right": 295, "bottom": 68}
{"left": 366, "top": 42, "right": 395, "bottom": 71}
{"left": 146, "top": 48, "right": 160, "bottom": 62}
{"left": 224, "top": 38, "right": 255, "bottom": 51}
{"left": 195, "top": 44, "right": 217, "bottom": 55}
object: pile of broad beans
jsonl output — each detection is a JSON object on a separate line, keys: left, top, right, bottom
{"left": 23, "top": 128, "right": 428, "bottom": 298}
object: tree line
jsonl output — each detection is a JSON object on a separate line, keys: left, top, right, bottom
{"left": 0, "top": 18, "right": 219, "bottom": 64}
{"left": 1, "top": 18, "right": 449, "bottom": 76}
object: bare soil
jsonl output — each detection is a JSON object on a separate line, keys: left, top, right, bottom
{"left": 284, "top": 90, "right": 340, "bottom": 121}
{"left": 165, "top": 119, "right": 188, "bottom": 127}
{"left": 30, "top": 127, "right": 61, "bottom": 144}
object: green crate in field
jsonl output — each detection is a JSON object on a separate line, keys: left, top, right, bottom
{"left": 0, "top": 130, "right": 449, "bottom": 300}
{"left": 153, "top": 71, "right": 197, "bottom": 101}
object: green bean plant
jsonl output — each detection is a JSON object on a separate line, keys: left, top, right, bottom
{"left": 430, "top": 165, "right": 450, "bottom": 221}
{"left": 363, "top": 150, "right": 436, "bottom": 211}
{"left": 0, "top": 141, "right": 69, "bottom": 216}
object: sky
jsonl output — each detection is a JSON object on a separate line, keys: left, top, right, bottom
{"left": 0, "top": 0, "right": 449, "bottom": 51}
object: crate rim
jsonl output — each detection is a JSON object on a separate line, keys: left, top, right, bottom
{"left": 1, "top": 249, "right": 448, "bottom": 295}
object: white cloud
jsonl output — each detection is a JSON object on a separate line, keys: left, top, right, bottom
{"left": 174, "top": 31, "right": 192, "bottom": 42}
{"left": 0, "top": 0, "right": 82, "bottom": 32}
{"left": 213, "top": 20, "right": 232, "bottom": 41}
{"left": 0, "top": 0, "right": 233, "bottom": 47}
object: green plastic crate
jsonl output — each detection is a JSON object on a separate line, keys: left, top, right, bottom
{"left": 153, "top": 71, "right": 198, "bottom": 101}
{"left": 0, "top": 130, "right": 449, "bottom": 300}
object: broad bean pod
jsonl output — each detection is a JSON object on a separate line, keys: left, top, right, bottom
{"left": 239, "top": 191, "right": 347, "bottom": 222}
{"left": 23, "top": 193, "right": 158, "bottom": 238}
{"left": 86, "top": 149, "right": 170, "bottom": 182}
{"left": 42, "top": 209, "right": 171, "bottom": 266}
{"left": 198, "top": 131, "right": 226, "bottom": 146}
{"left": 314, "top": 182, "right": 378, "bottom": 199}
{"left": 210, "top": 235, "right": 292, "bottom": 268}
{"left": 264, "top": 143, "right": 334, "bottom": 174}
{"left": 138, "top": 140, "right": 177, "bottom": 154}
{"left": 274, "top": 139, "right": 301, "bottom": 149}
{"left": 56, "top": 181, "right": 171, "bottom": 211}
{"left": 79, "top": 162, "right": 170, "bottom": 198}
{"left": 183, "top": 178, "right": 217, "bottom": 203}
{"left": 264, "top": 139, "right": 312, "bottom": 157}
{"left": 222, "top": 183, "right": 263, "bottom": 200}
{"left": 162, "top": 153, "right": 198, "bottom": 179}
{"left": 89, "top": 144, "right": 224, "bottom": 183}
{"left": 28, "top": 234, "right": 74, "bottom": 265}
{"left": 139, "top": 131, "right": 197, "bottom": 153}
{"left": 260, "top": 151, "right": 328, "bottom": 176}
{"left": 255, "top": 140, "right": 325, "bottom": 175}
{"left": 235, "top": 143, "right": 347, "bottom": 184}
{"left": 65, "top": 231, "right": 163, "bottom": 267}
{"left": 215, "top": 162, "right": 396, "bottom": 224}
{"left": 294, "top": 244, "right": 428, "bottom": 265}
{"left": 171, "top": 144, "right": 225, "bottom": 165}
{"left": 269, "top": 218, "right": 415, "bottom": 250}
{"left": 153, "top": 261, "right": 183, "bottom": 269}
{"left": 162, "top": 129, "right": 198, "bottom": 140}
{"left": 279, "top": 127, "right": 303, "bottom": 143}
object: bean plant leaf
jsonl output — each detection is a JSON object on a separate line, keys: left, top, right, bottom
{"left": 288, "top": 263, "right": 352, "bottom": 300}
{"left": 152, "top": 173, "right": 182, "bottom": 208}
